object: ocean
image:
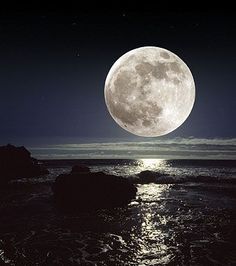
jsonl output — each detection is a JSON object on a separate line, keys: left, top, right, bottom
{"left": 0, "top": 159, "right": 236, "bottom": 265}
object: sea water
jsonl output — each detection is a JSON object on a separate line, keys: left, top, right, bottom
{"left": 0, "top": 159, "right": 236, "bottom": 265}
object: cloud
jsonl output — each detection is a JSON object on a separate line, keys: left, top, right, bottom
{"left": 29, "top": 137, "right": 236, "bottom": 160}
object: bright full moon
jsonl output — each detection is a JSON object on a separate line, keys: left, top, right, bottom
{"left": 104, "top": 46, "right": 195, "bottom": 137}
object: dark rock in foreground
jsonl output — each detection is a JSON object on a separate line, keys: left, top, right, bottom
{"left": 71, "top": 164, "right": 90, "bottom": 174}
{"left": 52, "top": 169, "right": 137, "bottom": 211}
{"left": 0, "top": 144, "right": 49, "bottom": 184}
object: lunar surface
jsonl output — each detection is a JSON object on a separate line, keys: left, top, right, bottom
{"left": 104, "top": 46, "right": 195, "bottom": 137}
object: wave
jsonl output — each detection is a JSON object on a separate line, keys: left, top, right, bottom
{"left": 130, "top": 170, "right": 236, "bottom": 185}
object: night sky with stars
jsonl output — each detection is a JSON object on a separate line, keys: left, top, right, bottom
{"left": 0, "top": 7, "right": 235, "bottom": 145}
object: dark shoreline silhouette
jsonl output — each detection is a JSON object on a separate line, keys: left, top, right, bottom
{"left": 0, "top": 144, "right": 48, "bottom": 185}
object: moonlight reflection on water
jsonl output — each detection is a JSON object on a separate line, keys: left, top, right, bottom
{"left": 139, "top": 159, "right": 168, "bottom": 171}
{"left": 135, "top": 184, "right": 173, "bottom": 265}
{"left": 93, "top": 158, "right": 170, "bottom": 177}
{"left": 0, "top": 160, "right": 235, "bottom": 265}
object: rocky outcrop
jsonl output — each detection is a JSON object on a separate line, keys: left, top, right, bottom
{"left": 135, "top": 170, "right": 161, "bottom": 183}
{"left": 71, "top": 164, "right": 90, "bottom": 174}
{"left": 52, "top": 167, "right": 137, "bottom": 211}
{"left": 0, "top": 144, "right": 49, "bottom": 184}
{"left": 134, "top": 170, "right": 169, "bottom": 184}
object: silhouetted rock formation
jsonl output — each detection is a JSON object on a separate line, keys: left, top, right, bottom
{"left": 135, "top": 170, "right": 168, "bottom": 184}
{"left": 52, "top": 168, "right": 137, "bottom": 211}
{"left": 0, "top": 144, "right": 49, "bottom": 184}
{"left": 136, "top": 170, "right": 161, "bottom": 183}
{"left": 71, "top": 164, "right": 90, "bottom": 174}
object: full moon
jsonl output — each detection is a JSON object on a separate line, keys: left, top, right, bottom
{"left": 104, "top": 46, "right": 195, "bottom": 137}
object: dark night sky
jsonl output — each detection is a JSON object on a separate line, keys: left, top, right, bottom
{"left": 0, "top": 7, "right": 235, "bottom": 145}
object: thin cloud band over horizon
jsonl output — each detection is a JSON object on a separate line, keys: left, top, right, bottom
{"left": 29, "top": 137, "right": 236, "bottom": 160}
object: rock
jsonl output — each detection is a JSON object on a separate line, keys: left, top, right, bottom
{"left": 52, "top": 170, "right": 137, "bottom": 211}
{"left": 71, "top": 164, "right": 90, "bottom": 173}
{"left": 0, "top": 144, "right": 49, "bottom": 184}
{"left": 135, "top": 170, "right": 168, "bottom": 184}
{"left": 135, "top": 170, "right": 160, "bottom": 183}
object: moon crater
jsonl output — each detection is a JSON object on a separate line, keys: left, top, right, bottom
{"left": 104, "top": 46, "right": 195, "bottom": 137}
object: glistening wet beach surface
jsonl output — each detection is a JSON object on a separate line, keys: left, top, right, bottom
{"left": 0, "top": 159, "right": 236, "bottom": 265}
